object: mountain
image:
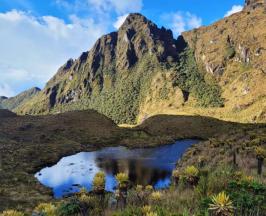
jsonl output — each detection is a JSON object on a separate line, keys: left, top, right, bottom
{"left": 16, "top": 1, "right": 266, "bottom": 124}
{"left": 0, "top": 87, "right": 40, "bottom": 110}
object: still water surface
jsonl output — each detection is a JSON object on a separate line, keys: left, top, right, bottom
{"left": 35, "top": 139, "right": 198, "bottom": 198}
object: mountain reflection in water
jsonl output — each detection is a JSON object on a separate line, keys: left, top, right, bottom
{"left": 35, "top": 139, "right": 199, "bottom": 198}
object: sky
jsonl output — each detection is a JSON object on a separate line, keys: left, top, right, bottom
{"left": 0, "top": 0, "right": 245, "bottom": 97}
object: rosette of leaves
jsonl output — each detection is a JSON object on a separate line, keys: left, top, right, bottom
{"left": 115, "top": 172, "right": 129, "bottom": 190}
{"left": 182, "top": 165, "right": 200, "bottom": 187}
{"left": 208, "top": 191, "right": 234, "bottom": 216}
{"left": 34, "top": 203, "right": 57, "bottom": 216}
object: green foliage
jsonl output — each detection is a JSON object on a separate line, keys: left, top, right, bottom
{"left": 93, "top": 172, "right": 106, "bottom": 192}
{"left": 255, "top": 146, "right": 266, "bottom": 159}
{"left": 172, "top": 48, "right": 224, "bottom": 107}
{"left": 116, "top": 172, "right": 129, "bottom": 189}
{"left": 113, "top": 206, "right": 142, "bottom": 216}
{"left": 227, "top": 180, "right": 266, "bottom": 215}
{"left": 34, "top": 203, "right": 57, "bottom": 216}
{"left": 55, "top": 54, "right": 159, "bottom": 124}
{"left": 225, "top": 46, "right": 235, "bottom": 60}
{"left": 57, "top": 200, "right": 80, "bottom": 216}
{"left": 184, "top": 166, "right": 199, "bottom": 177}
{"left": 0, "top": 210, "right": 24, "bottom": 216}
{"left": 208, "top": 191, "right": 234, "bottom": 216}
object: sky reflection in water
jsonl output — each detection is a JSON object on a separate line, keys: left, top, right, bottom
{"left": 35, "top": 139, "right": 198, "bottom": 198}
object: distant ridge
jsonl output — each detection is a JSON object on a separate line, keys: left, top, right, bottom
{"left": 0, "top": 87, "right": 40, "bottom": 110}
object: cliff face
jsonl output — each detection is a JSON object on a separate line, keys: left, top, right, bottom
{"left": 17, "top": 6, "right": 266, "bottom": 124}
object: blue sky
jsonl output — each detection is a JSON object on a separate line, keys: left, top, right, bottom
{"left": 0, "top": 0, "right": 245, "bottom": 96}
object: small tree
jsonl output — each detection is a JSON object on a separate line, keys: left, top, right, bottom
{"left": 255, "top": 146, "right": 266, "bottom": 175}
{"left": 172, "top": 169, "right": 180, "bottom": 185}
{"left": 115, "top": 172, "right": 129, "bottom": 209}
{"left": 182, "top": 165, "right": 200, "bottom": 187}
{"left": 93, "top": 171, "right": 106, "bottom": 194}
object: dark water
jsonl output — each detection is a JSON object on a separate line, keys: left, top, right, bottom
{"left": 35, "top": 139, "right": 198, "bottom": 198}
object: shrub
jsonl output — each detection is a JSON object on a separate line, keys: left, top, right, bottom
{"left": 34, "top": 203, "right": 57, "bottom": 216}
{"left": 142, "top": 205, "right": 152, "bottom": 215}
{"left": 57, "top": 200, "right": 80, "bottom": 216}
{"left": 172, "top": 48, "right": 224, "bottom": 107}
{"left": 225, "top": 46, "right": 235, "bottom": 60}
{"left": 181, "top": 166, "right": 200, "bottom": 187}
{"left": 208, "top": 191, "right": 234, "bottom": 216}
{"left": 78, "top": 194, "right": 98, "bottom": 215}
{"left": 149, "top": 191, "right": 162, "bottom": 202}
{"left": 145, "top": 185, "right": 153, "bottom": 191}
{"left": 0, "top": 210, "right": 24, "bottom": 216}
{"left": 184, "top": 166, "right": 199, "bottom": 177}
{"left": 172, "top": 169, "right": 181, "bottom": 185}
{"left": 227, "top": 180, "right": 266, "bottom": 215}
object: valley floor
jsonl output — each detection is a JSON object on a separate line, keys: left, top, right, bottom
{"left": 0, "top": 109, "right": 265, "bottom": 214}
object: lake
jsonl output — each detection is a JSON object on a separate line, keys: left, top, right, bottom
{"left": 35, "top": 139, "right": 199, "bottom": 198}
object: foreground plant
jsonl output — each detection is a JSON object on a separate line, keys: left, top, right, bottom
{"left": 0, "top": 210, "right": 24, "bottom": 216}
{"left": 172, "top": 169, "right": 181, "bottom": 185}
{"left": 182, "top": 165, "right": 200, "bottom": 186}
{"left": 93, "top": 171, "right": 106, "bottom": 194}
{"left": 34, "top": 203, "right": 57, "bottom": 216}
{"left": 149, "top": 191, "right": 162, "bottom": 202}
{"left": 78, "top": 194, "right": 97, "bottom": 216}
{"left": 255, "top": 146, "right": 266, "bottom": 175}
{"left": 115, "top": 172, "right": 129, "bottom": 208}
{"left": 209, "top": 191, "right": 234, "bottom": 216}
{"left": 116, "top": 172, "right": 129, "bottom": 190}
{"left": 142, "top": 205, "right": 158, "bottom": 216}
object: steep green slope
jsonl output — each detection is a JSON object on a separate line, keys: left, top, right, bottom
{"left": 0, "top": 87, "right": 40, "bottom": 110}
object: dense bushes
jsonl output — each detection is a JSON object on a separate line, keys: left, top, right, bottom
{"left": 55, "top": 54, "right": 158, "bottom": 124}
{"left": 172, "top": 48, "right": 224, "bottom": 107}
{"left": 227, "top": 180, "right": 266, "bottom": 215}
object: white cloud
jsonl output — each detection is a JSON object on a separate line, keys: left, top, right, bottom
{"left": 224, "top": 5, "right": 243, "bottom": 17}
{"left": 0, "top": 10, "right": 106, "bottom": 96}
{"left": 161, "top": 12, "right": 202, "bottom": 37}
{"left": 0, "top": 83, "right": 15, "bottom": 97}
{"left": 56, "top": 0, "right": 143, "bottom": 15}
{"left": 113, "top": 14, "right": 129, "bottom": 29}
